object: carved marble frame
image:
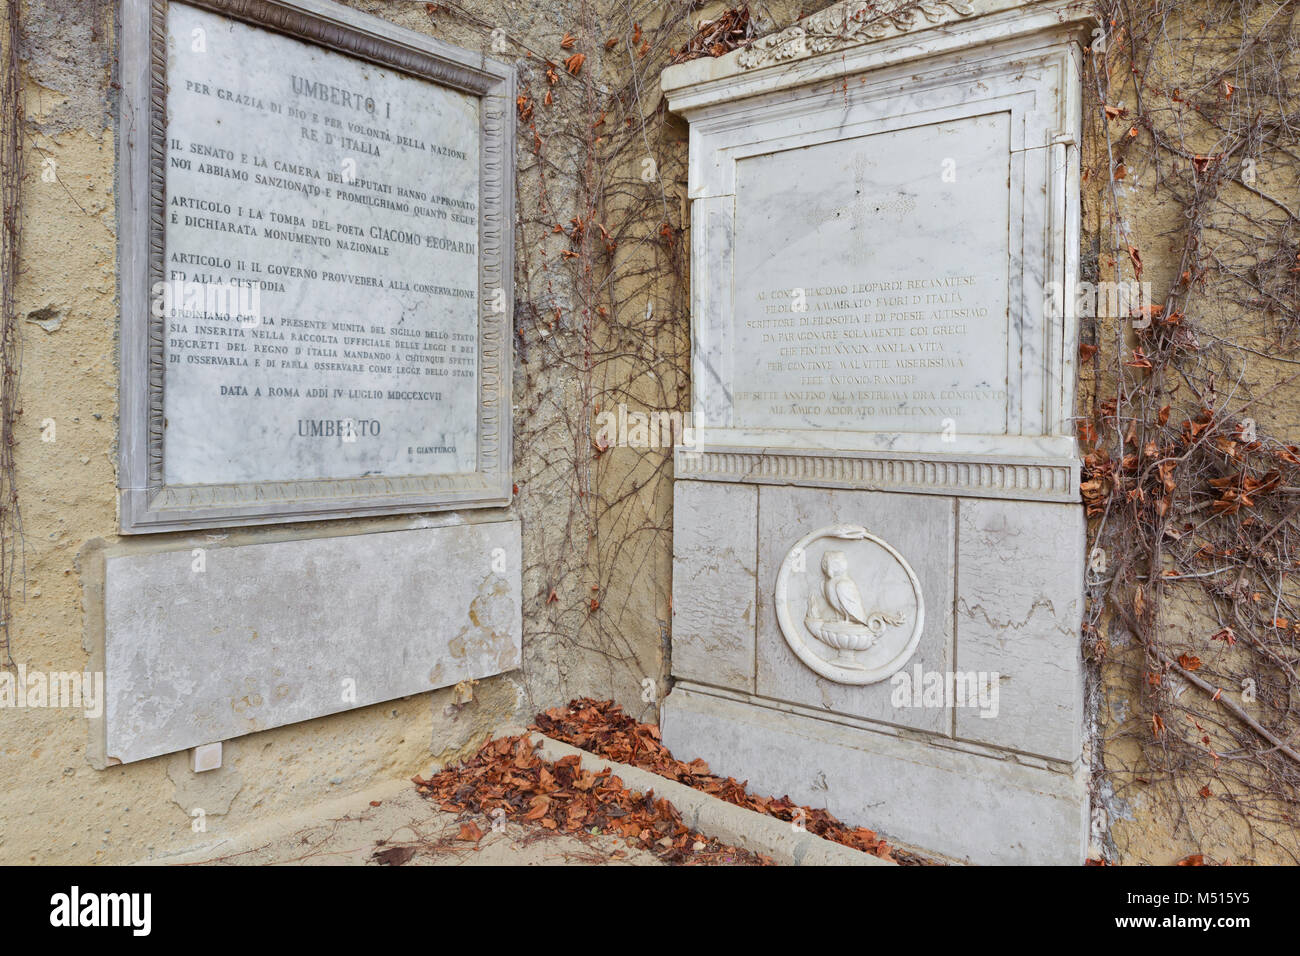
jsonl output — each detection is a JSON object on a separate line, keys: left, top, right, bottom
{"left": 117, "top": 0, "right": 515, "bottom": 532}
{"left": 664, "top": 1, "right": 1093, "bottom": 503}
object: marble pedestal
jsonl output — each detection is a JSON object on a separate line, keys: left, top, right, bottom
{"left": 662, "top": 0, "right": 1094, "bottom": 864}
{"left": 665, "top": 480, "right": 1087, "bottom": 864}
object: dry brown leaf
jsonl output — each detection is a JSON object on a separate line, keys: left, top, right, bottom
{"left": 373, "top": 845, "right": 416, "bottom": 866}
{"left": 1127, "top": 244, "right": 1144, "bottom": 279}
{"left": 456, "top": 821, "right": 484, "bottom": 842}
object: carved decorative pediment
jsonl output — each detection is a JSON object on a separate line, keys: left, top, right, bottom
{"left": 737, "top": 0, "right": 977, "bottom": 69}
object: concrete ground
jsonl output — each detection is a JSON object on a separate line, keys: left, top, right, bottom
{"left": 158, "top": 778, "right": 751, "bottom": 866}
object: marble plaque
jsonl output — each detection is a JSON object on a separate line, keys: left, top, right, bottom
{"left": 733, "top": 114, "right": 1011, "bottom": 436}
{"left": 666, "top": 0, "right": 1086, "bottom": 473}
{"left": 661, "top": 0, "right": 1094, "bottom": 864}
{"left": 118, "top": 0, "right": 515, "bottom": 531}
{"left": 90, "top": 520, "right": 522, "bottom": 765}
{"left": 164, "top": 3, "right": 481, "bottom": 485}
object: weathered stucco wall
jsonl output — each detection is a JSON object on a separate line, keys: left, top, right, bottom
{"left": 1078, "top": 0, "right": 1300, "bottom": 865}
{"left": 4, "top": 0, "right": 1295, "bottom": 866}
{"left": 0, "top": 0, "right": 682, "bottom": 864}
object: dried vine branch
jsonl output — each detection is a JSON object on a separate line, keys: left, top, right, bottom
{"left": 427, "top": 0, "right": 701, "bottom": 713}
{"left": 1, "top": 0, "right": 25, "bottom": 671}
{"left": 1084, "top": 0, "right": 1300, "bottom": 862}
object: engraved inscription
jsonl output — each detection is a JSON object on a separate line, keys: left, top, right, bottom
{"left": 732, "top": 113, "right": 1012, "bottom": 435}
{"left": 162, "top": 3, "right": 481, "bottom": 485}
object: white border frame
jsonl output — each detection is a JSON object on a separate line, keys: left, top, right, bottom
{"left": 117, "top": 0, "right": 515, "bottom": 532}
{"left": 665, "top": 2, "right": 1092, "bottom": 500}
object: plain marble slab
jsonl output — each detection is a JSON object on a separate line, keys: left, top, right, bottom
{"left": 672, "top": 481, "right": 758, "bottom": 690}
{"left": 954, "top": 497, "right": 1085, "bottom": 761}
{"left": 661, "top": 684, "right": 1089, "bottom": 865}
{"left": 97, "top": 521, "right": 521, "bottom": 765}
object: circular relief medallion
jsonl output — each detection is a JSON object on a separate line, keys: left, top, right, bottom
{"left": 774, "top": 524, "right": 924, "bottom": 685}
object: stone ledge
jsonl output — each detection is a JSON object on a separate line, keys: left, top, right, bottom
{"left": 525, "top": 731, "right": 894, "bottom": 866}
{"left": 660, "top": 686, "right": 1089, "bottom": 865}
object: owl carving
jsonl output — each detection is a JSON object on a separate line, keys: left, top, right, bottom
{"left": 777, "top": 524, "right": 924, "bottom": 684}
{"left": 822, "top": 550, "right": 869, "bottom": 626}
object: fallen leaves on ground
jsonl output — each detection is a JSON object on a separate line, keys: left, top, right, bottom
{"left": 533, "top": 698, "right": 930, "bottom": 864}
{"left": 414, "top": 733, "right": 767, "bottom": 865}
{"left": 671, "top": 5, "right": 755, "bottom": 64}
